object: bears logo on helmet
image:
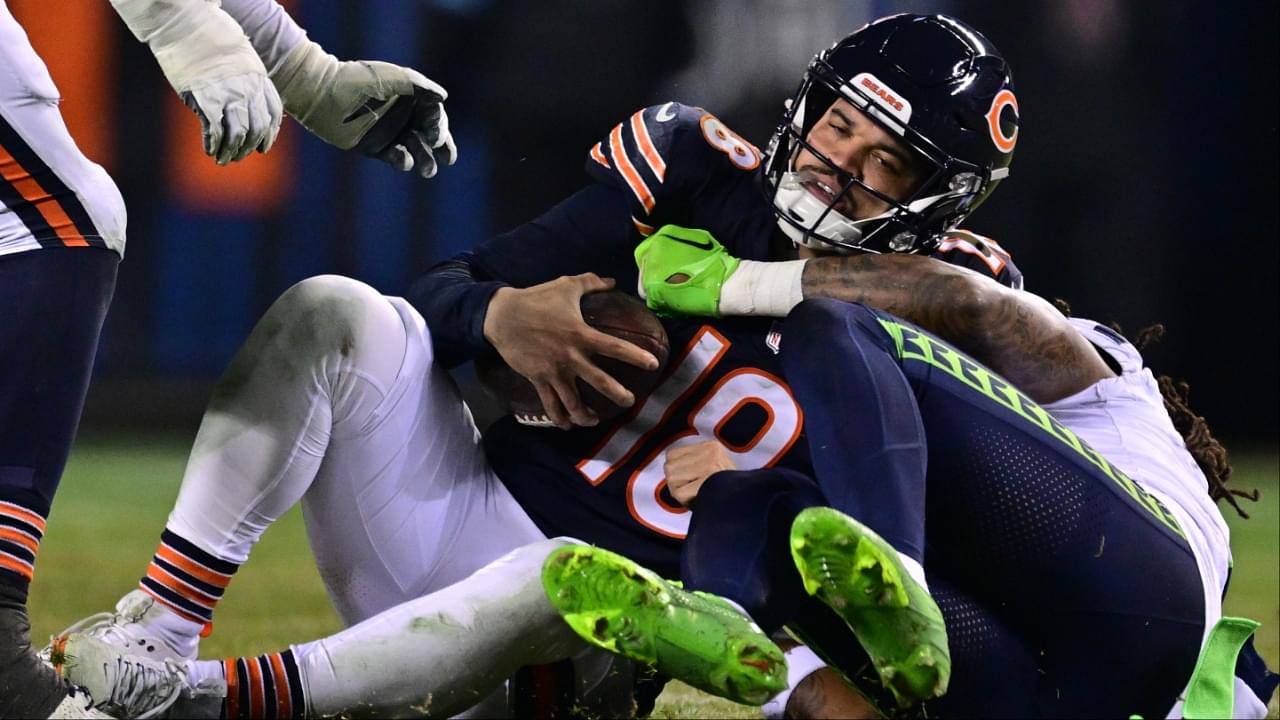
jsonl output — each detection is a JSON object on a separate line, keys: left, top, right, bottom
{"left": 764, "top": 14, "right": 1017, "bottom": 256}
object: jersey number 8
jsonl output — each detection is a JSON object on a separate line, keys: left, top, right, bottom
{"left": 699, "top": 114, "right": 761, "bottom": 171}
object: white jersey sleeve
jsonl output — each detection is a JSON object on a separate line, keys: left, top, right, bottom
{"left": 1044, "top": 318, "right": 1232, "bottom": 662}
{"left": 0, "top": 4, "right": 127, "bottom": 258}
{"left": 218, "top": 0, "right": 307, "bottom": 75}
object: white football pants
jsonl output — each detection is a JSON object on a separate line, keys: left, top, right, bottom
{"left": 162, "top": 275, "right": 634, "bottom": 717}
{"left": 291, "top": 537, "right": 627, "bottom": 718}
{"left": 164, "top": 274, "right": 544, "bottom": 624}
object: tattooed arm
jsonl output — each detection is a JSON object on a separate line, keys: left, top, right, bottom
{"left": 635, "top": 226, "right": 1113, "bottom": 403}
{"left": 800, "top": 253, "right": 1113, "bottom": 403}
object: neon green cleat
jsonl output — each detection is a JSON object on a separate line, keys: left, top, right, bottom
{"left": 790, "top": 507, "right": 950, "bottom": 707}
{"left": 541, "top": 545, "right": 786, "bottom": 706}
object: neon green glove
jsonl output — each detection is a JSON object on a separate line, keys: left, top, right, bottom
{"left": 635, "top": 225, "right": 741, "bottom": 317}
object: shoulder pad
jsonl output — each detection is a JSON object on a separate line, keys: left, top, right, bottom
{"left": 584, "top": 102, "right": 762, "bottom": 234}
{"left": 1068, "top": 318, "right": 1144, "bottom": 374}
{"left": 933, "top": 229, "right": 1024, "bottom": 290}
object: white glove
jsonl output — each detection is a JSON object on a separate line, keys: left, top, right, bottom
{"left": 271, "top": 40, "right": 457, "bottom": 178}
{"left": 111, "top": 0, "right": 283, "bottom": 165}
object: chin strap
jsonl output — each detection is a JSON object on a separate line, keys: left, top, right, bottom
{"left": 774, "top": 170, "right": 965, "bottom": 255}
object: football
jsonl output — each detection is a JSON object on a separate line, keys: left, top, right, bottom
{"left": 476, "top": 291, "right": 670, "bottom": 426}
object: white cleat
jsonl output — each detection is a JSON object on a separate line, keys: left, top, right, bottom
{"left": 48, "top": 590, "right": 193, "bottom": 664}
{"left": 50, "top": 634, "right": 186, "bottom": 719}
{"left": 44, "top": 688, "right": 113, "bottom": 719}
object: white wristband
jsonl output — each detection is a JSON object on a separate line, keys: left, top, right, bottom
{"left": 761, "top": 644, "right": 828, "bottom": 719}
{"left": 719, "top": 259, "right": 807, "bottom": 317}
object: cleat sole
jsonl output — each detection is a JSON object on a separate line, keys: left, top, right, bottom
{"left": 542, "top": 545, "right": 786, "bottom": 705}
{"left": 791, "top": 507, "right": 950, "bottom": 707}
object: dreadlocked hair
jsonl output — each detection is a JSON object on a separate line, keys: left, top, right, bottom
{"left": 1049, "top": 299, "right": 1256, "bottom": 519}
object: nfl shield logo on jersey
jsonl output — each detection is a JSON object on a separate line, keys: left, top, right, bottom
{"left": 766, "top": 324, "right": 783, "bottom": 354}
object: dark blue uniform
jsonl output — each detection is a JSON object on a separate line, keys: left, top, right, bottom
{"left": 404, "top": 104, "right": 1271, "bottom": 717}
{"left": 408, "top": 103, "right": 1020, "bottom": 576}
{"left": 410, "top": 102, "right": 1020, "bottom": 370}
{"left": 683, "top": 300, "right": 1207, "bottom": 717}
{"left": 0, "top": 88, "right": 122, "bottom": 716}
{"left": 487, "top": 316, "right": 811, "bottom": 576}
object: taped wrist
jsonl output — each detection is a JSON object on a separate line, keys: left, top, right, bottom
{"left": 269, "top": 40, "right": 356, "bottom": 143}
{"left": 111, "top": 0, "right": 267, "bottom": 92}
{"left": 761, "top": 644, "right": 828, "bottom": 719}
{"left": 719, "top": 259, "right": 807, "bottom": 317}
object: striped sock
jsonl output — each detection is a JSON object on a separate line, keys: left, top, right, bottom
{"left": 222, "top": 650, "right": 306, "bottom": 719}
{"left": 138, "top": 529, "right": 239, "bottom": 628}
{"left": 0, "top": 501, "right": 46, "bottom": 587}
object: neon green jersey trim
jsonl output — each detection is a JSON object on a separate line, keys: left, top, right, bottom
{"left": 876, "top": 318, "right": 1184, "bottom": 537}
{"left": 1182, "top": 616, "right": 1260, "bottom": 719}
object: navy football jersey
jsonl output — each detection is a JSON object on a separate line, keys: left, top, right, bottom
{"left": 415, "top": 102, "right": 1023, "bottom": 366}
{"left": 413, "top": 103, "right": 1025, "bottom": 572}
{"left": 582, "top": 102, "right": 786, "bottom": 263}
{"left": 486, "top": 316, "right": 812, "bottom": 577}
{"left": 583, "top": 101, "right": 1024, "bottom": 287}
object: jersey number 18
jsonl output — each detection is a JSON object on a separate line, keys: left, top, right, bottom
{"left": 576, "top": 327, "right": 802, "bottom": 538}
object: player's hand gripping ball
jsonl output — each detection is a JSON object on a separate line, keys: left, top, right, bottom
{"left": 477, "top": 291, "right": 669, "bottom": 427}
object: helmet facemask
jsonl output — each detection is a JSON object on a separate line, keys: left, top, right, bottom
{"left": 764, "top": 15, "right": 1014, "bottom": 256}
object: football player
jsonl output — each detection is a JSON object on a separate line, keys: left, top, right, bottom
{"left": 0, "top": 1, "right": 453, "bottom": 717}
{"left": 44, "top": 12, "right": 1026, "bottom": 718}
{"left": 606, "top": 11, "right": 1269, "bottom": 712}
{"left": 403, "top": 11, "right": 1270, "bottom": 717}
{"left": 52, "top": 11, "right": 1271, "bottom": 720}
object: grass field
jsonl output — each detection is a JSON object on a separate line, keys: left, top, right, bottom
{"left": 28, "top": 435, "right": 1279, "bottom": 718}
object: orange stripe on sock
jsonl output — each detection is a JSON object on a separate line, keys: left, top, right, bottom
{"left": 269, "top": 653, "right": 292, "bottom": 718}
{"left": 156, "top": 544, "right": 233, "bottom": 588}
{"left": 0, "top": 553, "right": 33, "bottom": 581}
{"left": 0, "top": 502, "right": 47, "bottom": 532}
{"left": 246, "top": 656, "right": 265, "bottom": 719}
{"left": 223, "top": 659, "right": 240, "bottom": 719}
{"left": 0, "top": 527, "right": 39, "bottom": 554}
{"left": 138, "top": 584, "right": 208, "bottom": 625}
{"left": 0, "top": 144, "right": 89, "bottom": 247}
{"left": 147, "top": 565, "right": 218, "bottom": 607}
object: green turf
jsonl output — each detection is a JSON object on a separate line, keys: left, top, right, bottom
{"left": 27, "top": 436, "right": 1280, "bottom": 718}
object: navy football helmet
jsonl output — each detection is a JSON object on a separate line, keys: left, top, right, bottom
{"left": 764, "top": 14, "right": 1018, "bottom": 254}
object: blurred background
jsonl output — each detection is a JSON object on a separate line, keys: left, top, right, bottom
{"left": 9, "top": 0, "right": 1277, "bottom": 452}
{"left": 9, "top": 1, "right": 1278, "bottom": 711}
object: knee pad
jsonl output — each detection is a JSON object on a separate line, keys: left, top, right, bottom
{"left": 268, "top": 275, "right": 408, "bottom": 389}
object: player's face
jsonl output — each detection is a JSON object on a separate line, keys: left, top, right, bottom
{"left": 794, "top": 99, "right": 927, "bottom": 222}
